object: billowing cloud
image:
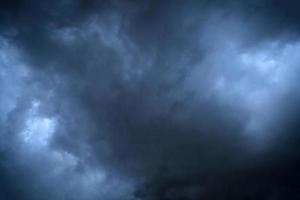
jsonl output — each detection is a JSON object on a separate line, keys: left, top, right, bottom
{"left": 1, "top": 1, "right": 300, "bottom": 200}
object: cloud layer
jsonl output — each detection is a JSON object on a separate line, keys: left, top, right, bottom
{"left": 1, "top": 1, "right": 300, "bottom": 199}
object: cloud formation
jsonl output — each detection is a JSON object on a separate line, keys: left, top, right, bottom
{"left": 1, "top": 0, "right": 300, "bottom": 199}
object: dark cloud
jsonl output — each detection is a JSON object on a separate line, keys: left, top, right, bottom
{"left": 1, "top": 0, "right": 300, "bottom": 200}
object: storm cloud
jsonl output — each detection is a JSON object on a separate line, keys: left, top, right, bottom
{"left": 1, "top": 0, "right": 300, "bottom": 199}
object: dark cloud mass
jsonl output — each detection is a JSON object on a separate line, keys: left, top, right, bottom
{"left": 1, "top": 0, "right": 300, "bottom": 199}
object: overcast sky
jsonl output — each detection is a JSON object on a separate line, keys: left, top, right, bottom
{"left": 1, "top": 0, "right": 300, "bottom": 199}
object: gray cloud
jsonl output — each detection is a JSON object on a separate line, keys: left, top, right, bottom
{"left": 1, "top": 1, "right": 300, "bottom": 200}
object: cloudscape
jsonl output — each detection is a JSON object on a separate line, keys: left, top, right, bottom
{"left": 1, "top": 0, "right": 300, "bottom": 199}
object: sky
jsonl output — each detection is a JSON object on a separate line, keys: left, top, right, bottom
{"left": 1, "top": 0, "right": 300, "bottom": 199}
